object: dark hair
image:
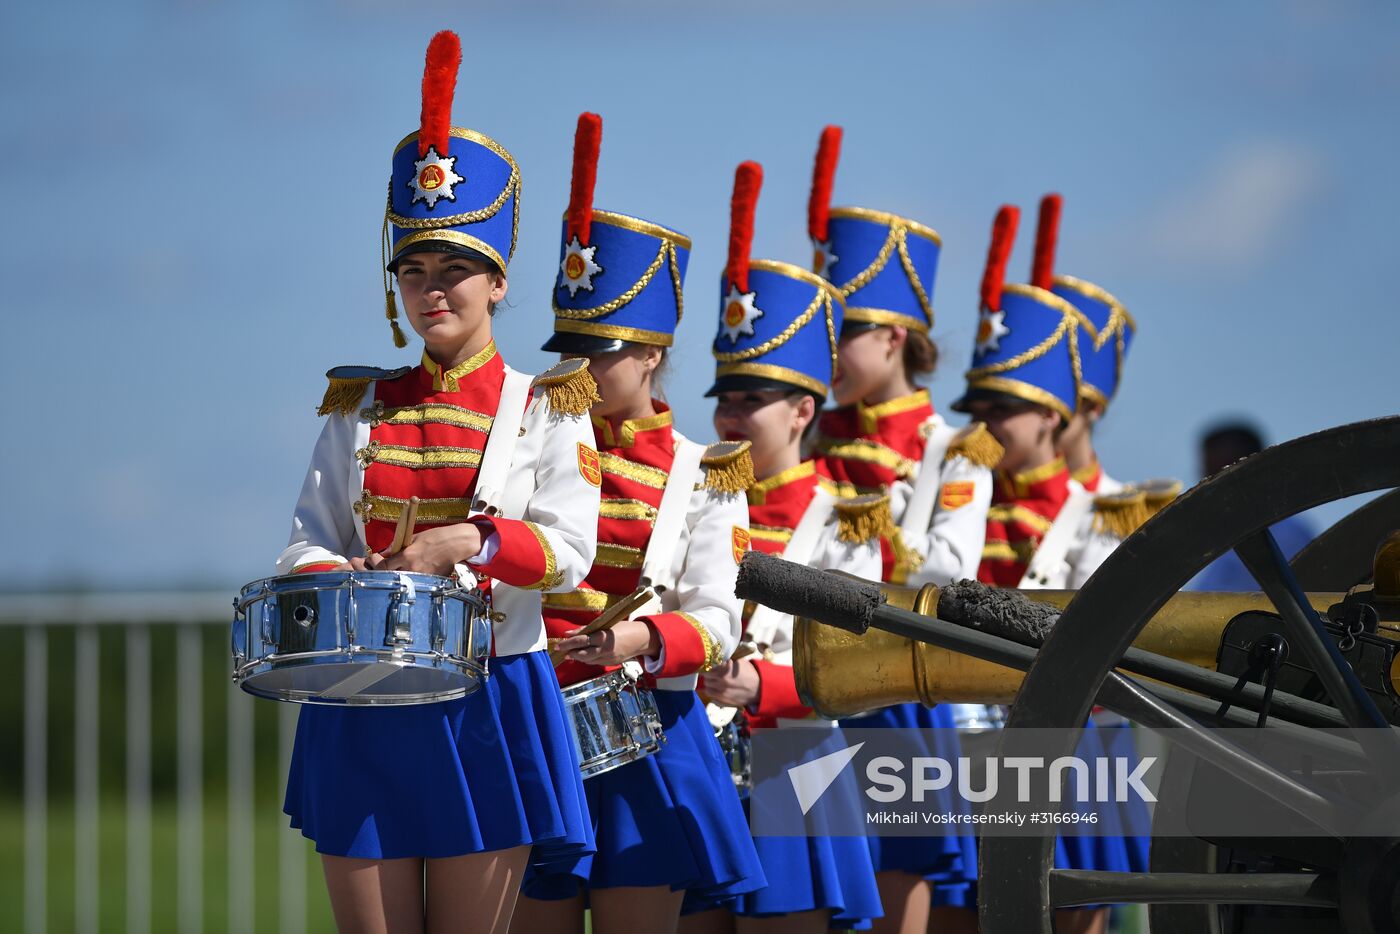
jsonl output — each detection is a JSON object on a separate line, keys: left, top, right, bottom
{"left": 1202, "top": 422, "right": 1265, "bottom": 457}
{"left": 902, "top": 329, "right": 939, "bottom": 378}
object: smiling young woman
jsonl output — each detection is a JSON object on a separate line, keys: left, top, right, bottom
{"left": 273, "top": 34, "right": 602, "bottom": 934}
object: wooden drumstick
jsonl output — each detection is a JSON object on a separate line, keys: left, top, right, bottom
{"left": 387, "top": 496, "right": 419, "bottom": 555}
{"left": 549, "top": 587, "right": 655, "bottom": 666}
{"left": 399, "top": 496, "right": 420, "bottom": 551}
{"left": 730, "top": 641, "right": 759, "bottom": 662}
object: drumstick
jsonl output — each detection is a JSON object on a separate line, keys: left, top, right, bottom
{"left": 549, "top": 587, "right": 655, "bottom": 666}
{"left": 730, "top": 641, "right": 759, "bottom": 661}
{"left": 399, "top": 496, "right": 420, "bottom": 550}
{"left": 387, "top": 497, "right": 419, "bottom": 555}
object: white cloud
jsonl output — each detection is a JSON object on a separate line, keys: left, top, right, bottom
{"left": 1142, "top": 141, "right": 1325, "bottom": 270}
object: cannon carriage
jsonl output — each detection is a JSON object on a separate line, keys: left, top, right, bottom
{"left": 739, "top": 416, "right": 1400, "bottom": 933}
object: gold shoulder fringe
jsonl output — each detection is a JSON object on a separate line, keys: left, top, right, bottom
{"left": 532, "top": 358, "right": 601, "bottom": 417}
{"left": 945, "top": 422, "right": 1004, "bottom": 469}
{"left": 1138, "top": 479, "right": 1183, "bottom": 518}
{"left": 318, "top": 377, "right": 373, "bottom": 417}
{"left": 834, "top": 492, "right": 896, "bottom": 545}
{"left": 316, "top": 365, "right": 409, "bottom": 417}
{"left": 1092, "top": 490, "right": 1150, "bottom": 539}
{"left": 701, "top": 440, "right": 756, "bottom": 494}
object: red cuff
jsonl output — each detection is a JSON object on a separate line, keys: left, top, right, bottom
{"left": 641, "top": 613, "right": 708, "bottom": 679}
{"left": 292, "top": 561, "right": 341, "bottom": 574}
{"left": 470, "top": 517, "right": 557, "bottom": 589}
{"left": 750, "top": 659, "right": 812, "bottom": 722}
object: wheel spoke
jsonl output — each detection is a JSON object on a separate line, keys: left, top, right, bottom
{"left": 1104, "top": 676, "right": 1370, "bottom": 770}
{"left": 1098, "top": 671, "right": 1355, "bottom": 835}
{"left": 1236, "top": 530, "right": 1400, "bottom": 766}
{"left": 1049, "top": 869, "right": 1337, "bottom": 908}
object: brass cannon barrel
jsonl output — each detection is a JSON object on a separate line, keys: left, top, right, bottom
{"left": 794, "top": 583, "right": 1344, "bottom": 719}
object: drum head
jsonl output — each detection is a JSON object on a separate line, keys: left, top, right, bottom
{"left": 240, "top": 656, "right": 483, "bottom": 705}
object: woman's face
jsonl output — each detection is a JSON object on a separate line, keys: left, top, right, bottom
{"left": 965, "top": 398, "right": 1061, "bottom": 475}
{"left": 712, "top": 389, "right": 814, "bottom": 477}
{"left": 393, "top": 251, "right": 507, "bottom": 352}
{"left": 566, "top": 344, "right": 661, "bottom": 419}
{"left": 833, "top": 326, "right": 902, "bottom": 407}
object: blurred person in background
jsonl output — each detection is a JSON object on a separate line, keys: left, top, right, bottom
{"left": 1188, "top": 421, "right": 1314, "bottom": 592}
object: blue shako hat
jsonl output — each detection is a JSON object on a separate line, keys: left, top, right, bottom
{"left": 1029, "top": 193, "right": 1136, "bottom": 407}
{"left": 383, "top": 32, "right": 519, "bottom": 310}
{"left": 544, "top": 113, "right": 691, "bottom": 354}
{"left": 951, "top": 204, "right": 1082, "bottom": 420}
{"left": 807, "top": 125, "right": 941, "bottom": 334}
{"left": 707, "top": 161, "right": 844, "bottom": 399}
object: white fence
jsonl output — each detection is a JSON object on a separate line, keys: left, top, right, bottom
{"left": 0, "top": 592, "right": 312, "bottom": 934}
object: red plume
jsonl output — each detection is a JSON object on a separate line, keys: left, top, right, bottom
{"left": 418, "top": 31, "right": 462, "bottom": 158}
{"left": 1031, "top": 193, "right": 1062, "bottom": 290}
{"left": 808, "top": 125, "right": 843, "bottom": 242}
{"left": 727, "top": 161, "right": 764, "bottom": 293}
{"left": 980, "top": 205, "right": 1021, "bottom": 312}
{"left": 566, "top": 113, "right": 603, "bottom": 246}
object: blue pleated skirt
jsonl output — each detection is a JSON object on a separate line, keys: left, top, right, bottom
{"left": 954, "top": 720, "right": 1135, "bottom": 911}
{"left": 841, "top": 702, "right": 977, "bottom": 904}
{"left": 283, "top": 650, "right": 594, "bottom": 867}
{"left": 520, "top": 689, "right": 765, "bottom": 901}
{"left": 729, "top": 826, "right": 883, "bottom": 927}
{"left": 683, "top": 727, "right": 884, "bottom": 928}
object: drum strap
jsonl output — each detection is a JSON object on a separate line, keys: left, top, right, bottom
{"left": 639, "top": 438, "right": 705, "bottom": 593}
{"left": 900, "top": 418, "right": 958, "bottom": 538}
{"left": 1019, "top": 483, "right": 1093, "bottom": 589}
{"left": 744, "top": 489, "right": 836, "bottom": 650}
{"left": 472, "top": 369, "right": 533, "bottom": 516}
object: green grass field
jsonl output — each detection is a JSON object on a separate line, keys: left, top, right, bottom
{"left": 0, "top": 799, "right": 336, "bottom": 933}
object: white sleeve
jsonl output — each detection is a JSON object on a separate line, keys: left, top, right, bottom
{"left": 642, "top": 486, "right": 747, "bottom": 676}
{"left": 904, "top": 456, "right": 994, "bottom": 586}
{"left": 1068, "top": 519, "right": 1121, "bottom": 589}
{"left": 515, "top": 399, "right": 600, "bottom": 592}
{"left": 275, "top": 402, "right": 364, "bottom": 575}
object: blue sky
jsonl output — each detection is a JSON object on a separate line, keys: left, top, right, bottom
{"left": 4, "top": 1, "right": 1397, "bottom": 589}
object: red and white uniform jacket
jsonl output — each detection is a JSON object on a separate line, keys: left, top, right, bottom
{"left": 276, "top": 344, "right": 601, "bottom": 657}
{"left": 742, "top": 461, "right": 882, "bottom": 730}
{"left": 817, "top": 389, "right": 993, "bottom": 586}
{"left": 544, "top": 406, "right": 748, "bottom": 693}
{"left": 977, "top": 458, "right": 1121, "bottom": 591}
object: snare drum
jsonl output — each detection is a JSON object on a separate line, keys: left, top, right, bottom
{"left": 563, "top": 664, "right": 665, "bottom": 779}
{"left": 231, "top": 571, "right": 490, "bottom": 705}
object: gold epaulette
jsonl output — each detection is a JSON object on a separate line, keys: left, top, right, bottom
{"left": 532, "top": 358, "right": 600, "bottom": 417}
{"left": 700, "top": 440, "right": 756, "bottom": 494}
{"left": 1137, "top": 478, "right": 1183, "bottom": 518}
{"left": 317, "top": 365, "right": 410, "bottom": 417}
{"left": 1092, "top": 488, "right": 1150, "bottom": 539}
{"left": 834, "top": 492, "right": 896, "bottom": 545}
{"left": 944, "top": 422, "right": 1004, "bottom": 469}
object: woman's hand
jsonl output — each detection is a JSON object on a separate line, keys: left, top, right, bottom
{"left": 372, "top": 524, "right": 484, "bottom": 576}
{"left": 334, "top": 557, "right": 375, "bottom": 571}
{"left": 559, "top": 618, "right": 661, "bottom": 667}
{"left": 701, "top": 659, "right": 761, "bottom": 709}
